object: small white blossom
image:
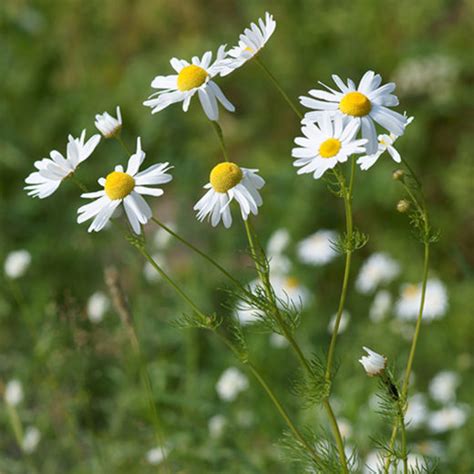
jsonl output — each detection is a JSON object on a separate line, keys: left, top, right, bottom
{"left": 428, "top": 405, "right": 469, "bottom": 433}
{"left": 87, "top": 292, "right": 109, "bottom": 323}
{"left": 22, "top": 426, "right": 41, "bottom": 454}
{"left": 356, "top": 253, "right": 400, "bottom": 294}
{"left": 216, "top": 367, "right": 249, "bottom": 402}
{"left": 328, "top": 310, "right": 350, "bottom": 335}
{"left": 267, "top": 228, "right": 290, "bottom": 256}
{"left": 153, "top": 223, "right": 175, "bottom": 249}
{"left": 4, "top": 250, "right": 31, "bottom": 279}
{"left": 405, "top": 393, "right": 429, "bottom": 430}
{"left": 428, "top": 371, "right": 460, "bottom": 404}
{"left": 297, "top": 229, "right": 338, "bottom": 266}
{"left": 369, "top": 290, "right": 392, "bottom": 322}
{"left": 4, "top": 379, "right": 24, "bottom": 406}
{"left": 94, "top": 106, "right": 122, "bottom": 138}
{"left": 146, "top": 446, "right": 169, "bottom": 465}
{"left": 208, "top": 414, "right": 227, "bottom": 438}
{"left": 359, "top": 346, "right": 386, "bottom": 376}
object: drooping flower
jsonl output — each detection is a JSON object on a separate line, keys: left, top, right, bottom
{"left": 143, "top": 46, "right": 235, "bottom": 121}
{"left": 216, "top": 367, "right": 249, "bottom": 401}
{"left": 194, "top": 162, "right": 264, "bottom": 228}
{"left": 359, "top": 346, "right": 386, "bottom": 376}
{"left": 300, "top": 71, "right": 407, "bottom": 154}
{"left": 297, "top": 229, "right": 338, "bottom": 266}
{"left": 220, "top": 12, "right": 276, "bottom": 76}
{"left": 355, "top": 252, "right": 400, "bottom": 294}
{"left": 77, "top": 137, "right": 172, "bottom": 234}
{"left": 25, "top": 130, "right": 100, "bottom": 199}
{"left": 292, "top": 114, "right": 367, "bottom": 179}
{"left": 357, "top": 116, "right": 414, "bottom": 170}
{"left": 95, "top": 106, "right": 122, "bottom": 138}
{"left": 4, "top": 250, "right": 31, "bottom": 279}
{"left": 395, "top": 279, "right": 448, "bottom": 321}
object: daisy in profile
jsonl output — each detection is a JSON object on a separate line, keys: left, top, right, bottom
{"left": 25, "top": 130, "right": 100, "bottom": 199}
{"left": 77, "top": 137, "right": 172, "bottom": 234}
{"left": 220, "top": 12, "right": 276, "bottom": 76}
{"left": 300, "top": 70, "right": 407, "bottom": 153}
{"left": 357, "top": 116, "right": 414, "bottom": 170}
{"left": 143, "top": 46, "right": 235, "bottom": 121}
{"left": 292, "top": 114, "right": 367, "bottom": 179}
{"left": 95, "top": 106, "right": 122, "bottom": 138}
{"left": 194, "top": 162, "right": 264, "bottom": 228}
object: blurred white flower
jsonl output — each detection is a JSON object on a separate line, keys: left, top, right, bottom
{"left": 369, "top": 290, "right": 392, "bottom": 322}
{"left": 4, "top": 379, "right": 23, "bottom": 406}
{"left": 428, "top": 405, "right": 469, "bottom": 433}
{"left": 428, "top": 371, "right": 460, "bottom": 404}
{"left": 297, "top": 229, "right": 338, "bottom": 266}
{"left": 22, "top": 426, "right": 41, "bottom": 454}
{"left": 336, "top": 418, "right": 352, "bottom": 439}
{"left": 94, "top": 106, "right": 122, "bottom": 138}
{"left": 405, "top": 393, "right": 429, "bottom": 430}
{"left": 87, "top": 291, "right": 109, "bottom": 323}
{"left": 143, "top": 253, "right": 165, "bottom": 282}
{"left": 216, "top": 367, "right": 249, "bottom": 402}
{"left": 364, "top": 450, "right": 383, "bottom": 474}
{"left": 356, "top": 253, "right": 400, "bottom": 294}
{"left": 267, "top": 228, "right": 290, "bottom": 256}
{"left": 153, "top": 222, "right": 175, "bottom": 249}
{"left": 396, "top": 279, "right": 448, "bottom": 321}
{"left": 208, "top": 414, "right": 227, "bottom": 438}
{"left": 271, "top": 275, "right": 310, "bottom": 309}
{"left": 328, "top": 310, "right": 350, "bottom": 335}
{"left": 359, "top": 346, "right": 386, "bottom": 376}
{"left": 269, "top": 333, "right": 288, "bottom": 348}
{"left": 236, "top": 409, "right": 254, "bottom": 427}
{"left": 364, "top": 451, "right": 425, "bottom": 474}
{"left": 146, "top": 446, "right": 169, "bottom": 465}
{"left": 268, "top": 254, "right": 292, "bottom": 276}
{"left": 4, "top": 250, "right": 31, "bottom": 279}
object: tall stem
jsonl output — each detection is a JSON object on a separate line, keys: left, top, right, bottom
{"left": 254, "top": 56, "right": 303, "bottom": 120}
{"left": 210, "top": 121, "right": 229, "bottom": 161}
{"left": 325, "top": 160, "right": 355, "bottom": 380}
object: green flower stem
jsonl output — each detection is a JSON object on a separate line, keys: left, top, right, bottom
{"left": 6, "top": 403, "right": 24, "bottom": 448}
{"left": 69, "top": 174, "right": 89, "bottom": 193}
{"left": 136, "top": 245, "right": 319, "bottom": 464}
{"left": 254, "top": 56, "right": 303, "bottom": 120}
{"left": 210, "top": 120, "right": 229, "bottom": 162}
{"left": 325, "top": 160, "right": 355, "bottom": 380}
{"left": 243, "top": 219, "right": 349, "bottom": 474}
{"left": 116, "top": 134, "right": 132, "bottom": 155}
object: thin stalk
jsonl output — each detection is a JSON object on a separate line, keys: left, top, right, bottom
{"left": 400, "top": 410, "right": 408, "bottom": 474}
{"left": 254, "top": 56, "right": 303, "bottom": 120}
{"left": 210, "top": 121, "right": 229, "bottom": 161}
{"left": 136, "top": 246, "right": 319, "bottom": 463}
{"left": 325, "top": 160, "right": 355, "bottom": 381}
{"left": 6, "top": 404, "right": 24, "bottom": 447}
{"left": 69, "top": 174, "right": 89, "bottom": 193}
{"left": 116, "top": 134, "right": 132, "bottom": 155}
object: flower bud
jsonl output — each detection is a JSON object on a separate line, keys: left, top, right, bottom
{"left": 392, "top": 169, "right": 405, "bottom": 181}
{"left": 359, "top": 346, "right": 386, "bottom": 376}
{"left": 397, "top": 199, "right": 410, "bottom": 213}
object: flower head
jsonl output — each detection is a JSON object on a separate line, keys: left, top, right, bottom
{"left": 359, "top": 346, "right": 386, "bottom": 376}
{"left": 297, "top": 229, "right": 338, "bottom": 266}
{"left": 87, "top": 292, "right": 109, "bottom": 323}
{"left": 356, "top": 252, "right": 400, "bottom": 294}
{"left": 300, "top": 71, "right": 407, "bottom": 154}
{"left": 194, "top": 162, "right": 264, "bottom": 228}
{"left": 22, "top": 426, "right": 41, "bottom": 454}
{"left": 429, "top": 371, "right": 460, "bottom": 404}
{"left": 25, "top": 130, "right": 100, "bottom": 199}
{"left": 216, "top": 367, "right": 249, "bottom": 401}
{"left": 292, "top": 115, "right": 367, "bottom": 179}
{"left": 4, "top": 379, "right": 24, "bottom": 406}
{"left": 95, "top": 106, "right": 122, "bottom": 138}
{"left": 77, "top": 137, "right": 172, "bottom": 234}
{"left": 357, "top": 116, "right": 414, "bottom": 170}
{"left": 4, "top": 250, "right": 31, "bottom": 279}
{"left": 143, "top": 46, "right": 235, "bottom": 121}
{"left": 428, "top": 405, "right": 469, "bottom": 433}
{"left": 220, "top": 12, "right": 276, "bottom": 76}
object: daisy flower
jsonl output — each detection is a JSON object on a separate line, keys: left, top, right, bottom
{"left": 25, "top": 130, "right": 100, "bottom": 199}
{"left": 220, "top": 12, "right": 276, "bottom": 76}
{"left": 77, "top": 137, "right": 172, "bottom": 234}
{"left": 297, "top": 229, "right": 338, "bottom": 266}
{"left": 292, "top": 114, "right": 367, "bottom": 179}
{"left": 357, "top": 116, "right": 414, "bottom": 170}
{"left": 359, "top": 346, "right": 386, "bottom": 376}
{"left": 95, "top": 106, "right": 122, "bottom": 138}
{"left": 194, "top": 162, "right": 264, "bottom": 228}
{"left": 143, "top": 46, "right": 235, "bottom": 121}
{"left": 300, "top": 70, "right": 407, "bottom": 154}
{"left": 355, "top": 252, "right": 401, "bottom": 294}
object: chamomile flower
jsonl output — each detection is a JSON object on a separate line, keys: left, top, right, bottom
{"left": 77, "top": 138, "right": 172, "bottom": 234}
{"left": 194, "top": 162, "right": 264, "bottom": 228}
{"left": 94, "top": 106, "right": 122, "bottom": 138}
{"left": 25, "top": 130, "right": 100, "bottom": 199}
{"left": 143, "top": 46, "right": 235, "bottom": 121}
{"left": 220, "top": 12, "right": 276, "bottom": 76}
{"left": 292, "top": 115, "right": 367, "bottom": 179}
{"left": 297, "top": 229, "right": 338, "bottom": 266}
{"left": 300, "top": 71, "right": 407, "bottom": 154}
{"left": 355, "top": 252, "right": 400, "bottom": 294}
{"left": 359, "top": 347, "right": 386, "bottom": 376}
{"left": 357, "top": 116, "right": 414, "bottom": 170}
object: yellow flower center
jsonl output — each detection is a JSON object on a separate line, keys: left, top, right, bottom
{"left": 404, "top": 284, "right": 419, "bottom": 298}
{"left": 285, "top": 277, "right": 300, "bottom": 289}
{"left": 339, "top": 91, "right": 372, "bottom": 117}
{"left": 319, "top": 138, "right": 342, "bottom": 158}
{"left": 177, "top": 65, "right": 208, "bottom": 91}
{"left": 244, "top": 46, "right": 254, "bottom": 53}
{"left": 210, "top": 162, "right": 243, "bottom": 193}
{"left": 104, "top": 171, "right": 135, "bottom": 200}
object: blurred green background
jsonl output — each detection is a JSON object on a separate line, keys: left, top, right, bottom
{"left": 1, "top": 0, "right": 473, "bottom": 472}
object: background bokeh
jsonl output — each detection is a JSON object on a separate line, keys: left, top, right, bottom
{"left": 1, "top": 0, "right": 473, "bottom": 472}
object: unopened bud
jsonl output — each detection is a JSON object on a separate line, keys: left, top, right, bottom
{"left": 397, "top": 199, "right": 410, "bottom": 213}
{"left": 392, "top": 169, "right": 405, "bottom": 181}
